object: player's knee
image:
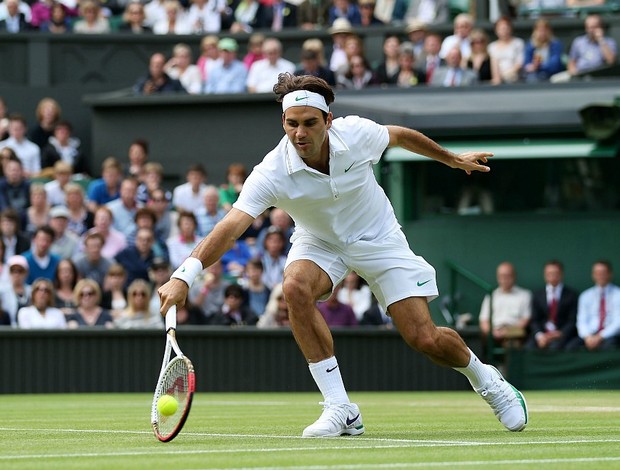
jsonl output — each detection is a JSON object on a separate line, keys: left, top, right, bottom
{"left": 282, "top": 276, "right": 313, "bottom": 306}
{"left": 402, "top": 327, "right": 439, "bottom": 355}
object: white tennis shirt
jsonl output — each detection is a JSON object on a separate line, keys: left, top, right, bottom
{"left": 233, "top": 116, "right": 400, "bottom": 247}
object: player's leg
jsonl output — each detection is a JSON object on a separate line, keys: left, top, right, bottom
{"left": 389, "top": 297, "right": 528, "bottom": 432}
{"left": 283, "top": 255, "right": 364, "bottom": 437}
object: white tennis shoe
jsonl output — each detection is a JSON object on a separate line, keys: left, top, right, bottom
{"left": 477, "top": 366, "right": 528, "bottom": 432}
{"left": 302, "top": 402, "right": 365, "bottom": 437}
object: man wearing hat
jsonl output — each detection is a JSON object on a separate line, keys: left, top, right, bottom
{"left": 49, "top": 205, "right": 80, "bottom": 260}
{"left": 328, "top": 18, "right": 354, "bottom": 72}
{"left": 204, "top": 38, "right": 248, "bottom": 94}
{"left": 0, "top": 255, "right": 31, "bottom": 326}
{"left": 405, "top": 19, "right": 429, "bottom": 57}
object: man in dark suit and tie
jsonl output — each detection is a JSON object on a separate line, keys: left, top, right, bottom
{"left": 429, "top": 47, "right": 477, "bottom": 87}
{"left": 527, "top": 260, "right": 578, "bottom": 350}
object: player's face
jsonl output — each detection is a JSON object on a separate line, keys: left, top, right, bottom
{"left": 283, "top": 106, "right": 332, "bottom": 161}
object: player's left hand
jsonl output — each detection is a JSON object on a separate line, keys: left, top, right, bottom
{"left": 453, "top": 152, "right": 493, "bottom": 175}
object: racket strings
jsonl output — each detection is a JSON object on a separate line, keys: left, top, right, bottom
{"left": 155, "top": 358, "right": 192, "bottom": 437}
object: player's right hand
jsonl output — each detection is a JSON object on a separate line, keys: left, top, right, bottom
{"left": 158, "top": 278, "right": 189, "bottom": 316}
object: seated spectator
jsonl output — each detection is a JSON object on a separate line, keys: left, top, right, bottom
{"left": 52, "top": 258, "right": 79, "bottom": 315}
{"left": 86, "top": 156, "right": 122, "bottom": 212}
{"left": 197, "top": 34, "right": 222, "bottom": 84}
{"left": 374, "top": 0, "right": 407, "bottom": 24}
{"left": 439, "top": 13, "right": 473, "bottom": 60}
{"left": 187, "top": 0, "right": 225, "bottom": 33}
{"left": 164, "top": 43, "right": 202, "bottom": 95}
{"left": 221, "top": 240, "right": 253, "bottom": 279}
{"left": 260, "top": 227, "right": 286, "bottom": 289}
{"left": 567, "top": 260, "right": 620, "bottom": 350}
{"left": 0, "top": 0, "right": 32, "bottom": 32}
{"left": 114, "top": 227, "right": 158, "bottom": 287}
{"left": 337, "top": 54, "right": 379, "bottom": 89}
{"left": 24, "top": 184, "right": 50, "bottom": 237}
{"left": 44, "top": 161, "right": 74, "bottom": 207}
{"left": 65, "top": 183, "right": 95, "bottom": 237}
{"left": 87, "top": 206, "right": 127, "bottom": 259}
{"left": 257, "top": 283, "right": 289, "bottom": 328}
{"left": 337, "top": 271, "right": 372, "bottom": 321}
{"left": 152, "top": 0, "right": 190, "bottom": 34}
{"left": 0, "top": 114, "right": 40, "bottom": 177}
{"left": 204, "top": 38, "right": 248, "bottom": 94}
{"left": 239, "top": 258, "right": 270, "bottom": 317}
{"left": 39, "top": 2, "right": 72, "bottom": 33}
{"left": 211, "top": 283, "right": 258, "bottom": 326}
{"left": 328, "top": 18, "right": 354, "bottom": 73}
{"left": 328, "top": 0, "right": 360, "bottom": 26}
{"left": 405, "top": 0, "right": 448, "bottom": 25}
{"left": 488, "top": 16, "right": 524, "bottom": 85}
{"left": 0, "top": 208, "right": 30, "bottom": 259}
{"left": 66, "top": 278, "right": 114, "bottom": 328}
{"left": 527, "top": 260, "right": 578, "bottom": 350}
{"left": 147, "top": 256, "right": 171, "bottom": 318}
{"left": 567, "top": 14, "right": 617, "bottom": 77}
{"left": 317, "top": 284, "right": 358, "bottom": 327}
{"left": 295, "top": 49, "right": 336, "bottom": 87}
{"left": 430, "top": 46, "right": 478, "bottom": 87}
{"left": 172, "top": 164, "right": 208, "bottom": 214}
{"left": 466, "top": 28, "right": 493, "bottom": 83}
{"left": 146, "top": 188, "right": 172, "bottom": 241}
{"left": 106, "top": 177, "right": 139, "bottom": 239}
{"left": 0, "top": 254, "right": 31, "bottom": 325}
{"left": 394, "top": 42, "right": 425, "bottom": 87}
{"left": 0, "top": 158, "right": 31, "bottom": 224}
{"left": 219, "top": 163, "right": 246, "bottom": 212}
{"left": 479, "top": 262, "right": 532, "bottom": 347}
{"left": 195, "top": 185, "right": 226, "bottom": 237}
{"left": 167, "top": 210, "right": 200, "bottom": 269}
{"left": 118, "top": 2, "right": 152, "bottom": 34}
{"left": 136, "top": 162, "right": 167, "bottom": 206}
{"left": 246, "top": 38, "right": 296, "bottom": 94}
{"left": 100, "top": 262, "right": 128, "bottom": 318}
{"left": 523, "top": 19, "right": 565, "bottom": 83}
{"left": 374, "top": 35, "right": 401, "bottom": 86}
{"left": 255, "top": 0, "right": 298, "bottom": 31}
{"left": 405, "top": 18, "right": 428, "bottom": 58}
{"left": 414, "top": 32, "right": 443, "bottom": 83}
{"left": 229, "top": 0, "right": 263, "bottom": 33}
{"left": 73, "top": 231, "right": 113, "bottom": 286}
{"left": 125, "top": 138, "right": 149, "bottom": 180}
{"left": 23, "top": 225, "right": 61, "bottom": 284}
{"left": 28, "top": 97, "right": 61, "bottom": 151}
{"left": 72, "top": 0, "right": 111, "bottom": 34}
{"left": 17, "top": 278, "right": 66, "bottom": 329}
{"left": 297, "top": 0, "right": 328, "bottom": 30}
{"left": 127, "top": 207, "right": 168, "bottom": 258}
{"left": 49, "top": 205, "right": 80, "bottom": 260}
{"left": 334, "top": 34, "right": 365, "bottom": 83}
{"left": 115, "top": 278, "right": 163, "bottom": 328}
{"left": 0, "top": 147, "right": 18, "bottom": 178}
{"left": 133, "top": 52, "right": 187, "bottom": 95}
{"left": 188, "top": 260, "right": 230, "bottom": 322}
{"left": 255, "top": 208, "right": 293, "bottom": 255}
{"left": 359, "top": 0, "right": 384, "bottom": 26}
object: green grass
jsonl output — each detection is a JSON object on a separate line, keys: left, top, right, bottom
{"left": 1, "top": 391, "right": 619, "bottom": 469}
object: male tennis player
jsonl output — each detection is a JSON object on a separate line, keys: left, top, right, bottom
{"left": 159, "top": 73, "right": 528, "bottom": 436}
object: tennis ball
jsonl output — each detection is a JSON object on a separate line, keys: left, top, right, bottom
{"left": 157, "top": 395, "right": 178, "bottom": 416}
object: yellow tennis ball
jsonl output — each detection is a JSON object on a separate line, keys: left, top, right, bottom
{"left": 157, "top": 395, "right": 178, "bottom": 416}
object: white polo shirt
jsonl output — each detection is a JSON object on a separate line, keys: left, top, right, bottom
{"left": 233, "top": 115, "right": 399, "bottom": 247}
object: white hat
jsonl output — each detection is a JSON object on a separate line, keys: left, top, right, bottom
{"left": 50, "top": 205, "right": 71, "bottom": 219}
{"left": 329, "top": 18, "right": 353, "bottom": 35}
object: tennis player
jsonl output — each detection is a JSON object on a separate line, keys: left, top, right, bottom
{"left": 159, "top": 73, "right": 528, "bottom": 436}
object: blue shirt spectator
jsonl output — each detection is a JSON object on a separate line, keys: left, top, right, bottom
{"left": 205, "top": 38, "right": 248, "bottom": 94}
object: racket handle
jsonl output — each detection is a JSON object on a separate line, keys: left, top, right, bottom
{"left": 166, "top": 305, "right": 177, "bottom": 331}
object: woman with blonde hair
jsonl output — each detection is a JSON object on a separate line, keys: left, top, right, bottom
{"left": 466, "top": 28, "right": 493, "bottom": 83}
{"left": 523, "top": 19, "right": 565, "bottom": 82}
{"left": 66, "top": 278, "right": 114, "bottom": 328}
{"left": 17, "top": 279, "right": 67, "bottom": 329}
{"left": 73, "top": 0, "right": 111, "bottom": 34}
{"left": 164, "top": 43, "right": 202, "bottom": 94}
{"left": 64, "top": 183, "right": 94, "bottom": 237}
{"left": 257, "top": 283, "right": 290, "bottom": 328}
{"left": 101, "top": 263, "right": 129, "bottom": 318}
{"left": 25, "top": 184, "right": 50, "bottom": 236}
{"left": 28, "top": 97, "right": 61, "bottom": 150}
{"left": 115, "top": 279, "right": 163, "bottom": 328}
{"left": 153, "top": 0, "right": 191, "bottom": 34}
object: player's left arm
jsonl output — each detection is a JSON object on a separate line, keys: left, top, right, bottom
{"left": 386, "top": 125, "right": 492, "bottom": 175}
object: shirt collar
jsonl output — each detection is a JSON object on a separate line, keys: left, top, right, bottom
{"left": 284, "top": 127, "right": 350, "bottom": 175}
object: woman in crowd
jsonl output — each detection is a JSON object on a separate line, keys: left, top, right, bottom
{"left": 523, "top": 19, "right": 565, "bottom": 82}
{"left": 489, "top": 16, "right": 524, "bottom": 84}
{"left": 337, "top": 271, "right": 373, "bottom": 321}
{"left": 164, "top": 43, "right": 202, "bottom": 95}
{"left": 25, "top": 184, "right": 50, "bottom": 237}
{"left": 374, "top": 35, "right": 401, "bottom": 85}
{"left": 17, "top": 278, "right": 66, "bottom": 329}
{"left": 337, "top": 54, "right": 379, "bottom": 89}
{"left": 72, "top": 0, "right": 111, "bottom": 34}
{"left": 101, "top": 263, "right": 128, "bottom": 319}
{"left": 0, "top": 255, "right": 31, "bottom": 326}
{"left": 466, "top": 28, "right": 493, "bottom": 83}
{"left": 257, "top": 283, "right": 290, "bottom": 328}
{"left": 115, "top": 279, "right": 163, "bottom": 329}
{"left": 66, "top": 279, "right": 114, "bottom": 328}
{"left": 65, "top": 183, "right": 94, "bottom": 237}
{"left": 27, "top": 97, "right": 61, "bottom": 150}
{"left": 53, "top": 258, "right": 80, "bottom": 316}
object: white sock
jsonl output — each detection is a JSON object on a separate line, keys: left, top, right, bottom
{"left": 308, "top": 357, "right": 350, "bottom": 405}
{"left": 453, "top": 349, "right": 492, "bottom": 390}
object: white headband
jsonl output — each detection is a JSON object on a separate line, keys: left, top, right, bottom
{"left": 282, "top": 90, "right": 329, "bottom": 114}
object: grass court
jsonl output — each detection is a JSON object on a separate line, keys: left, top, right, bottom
{"left": 2, "top": 390, "right": 619, "bottom": 469}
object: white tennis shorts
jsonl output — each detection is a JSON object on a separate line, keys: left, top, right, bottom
{"left": 285, "top": 229, "right": 438, "bottom": 311}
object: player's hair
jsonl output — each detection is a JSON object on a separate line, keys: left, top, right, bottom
{"left": 273, "top": 73, "right": 335, "bottom": 115}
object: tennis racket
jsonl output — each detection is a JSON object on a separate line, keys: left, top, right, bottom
{"left": 151, "top": 306, "right": 196, "bottom": 442}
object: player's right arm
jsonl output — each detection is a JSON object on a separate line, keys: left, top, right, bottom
{"left": 158, "top": 208, "right": 254, "bottom": 314}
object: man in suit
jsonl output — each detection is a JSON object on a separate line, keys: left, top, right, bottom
{"left": 0, "top": 0, "right": 31, "bottom": 32}
{"left": 429, "top": 47, "right": 477, "bottom": 87}
{"left": 527, "top": 260, "right": 579, "bottom": 350}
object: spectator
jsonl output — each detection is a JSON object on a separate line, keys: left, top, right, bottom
{"left": 211, "top": 283, "right": 258, "bottom": 326}
{"left": 0, "top": 0, "right": 32, "bottom": 32}
{"left": 28, "top": 97, "right": 62, "bottom": 151}
{"left": 328, "top": 0, "right": 360, "bottom": 26}
{"left": 100, "top": 262, "right": 128, "bottom": 318}
{"left": 39, "top": 2, "right": 72, "bottom": 33}
{"left": 0, "top": 208, "right": 30, "bottom": 259}
{"left": 164, "top": 43, "right": 202, "bottom": 95}
{"left": 146, "top": 188, "right": 172, "bottom": 241}
{"left": 359, "top": 0, "right": 384, "bottom": 26}
{"left": 405, "top": 0, "right": 448, "bottom": 25}
{"left": 152, "top": 0, "right": 190, "bottom": 34}
{"left": 301, "top": 38, "right": 328, "bottom": 67}
{"left": 17, "top": 278, "right": 66, "bottom": 329}
{"left": 219, "top": 163, "right": 246, "bottom": 212}
{"left": 44, "top": 161, "right": 73, "bottom": 207}
{"left": 328, "top": 18, "right": 353, "bottom": 73}
{"left": 295, "top": 49, "right": 336, "bottom": 86}
{"left": 415, "top": 32, "right": 444, "bottom": 82}
{"left": 144, "top": 0, "right": 166, "bottom": 27}
{"left": 172, "top": 164, "right": 208, "bottom": 213}
{"left": 133, "top": 52, "right": 187, "bottom": 95}
{"left": 256, "top": 207, "right": 293, "bottom": 255}
{"left": 430, "top": 46, "right": 477, "bottom": 87}
{"left": 0, "top": 158, "right": 31, "bottom": 221}
{"left": 187, "top": 0, "right": 225, "bottom": 33}
{"left": 247, "top": 38, "right": 296, "bottom": 94}
{"left": 114, "top": 227, "right": 157, "bottom": 287}
{"left": 567, "top": 260, "right": 620, "bottom": 350}
{"left": 317, "top": 284, "right": 358, "bottom": 327}
{"left": 229, "top": 0, "right": 263, "bottom": 33}
{"left": 197, "top": 34, "right": 222, "bottom": 83}
{"left": 0, "top": 254, "right": 31, "bottom": 325}
{"left": 489, "top": 16, "right": 524, "bottom": 85}
{"left": 23, "top": 225, "right": 61, "bottom": 284}
{"left": 204, "top": 38, "right": 248, "bottom": 94}
{"left": 188, "top": 259, "right": 230, "bottom": 322}
{"left": 338, "top": 54, "right": 378, "bottom": 89}
{"left": 41, "top": 120, "right": 89, "bottom": 175}
{"left": 337, "top": 271, "right": 371, "bottom": 321}
{"left": 567, "top": 14, "right": 617, "bottom": 77}
{"left": 127, "top": 207, "right": 168, "bottom": 258}
{"left": 334, "top": 34, "right": 365, "bottom": 84}
{"left": 0, "top": 146, "right": 18, "bottom": 178}
{"left": 195, "top": 185, "right": 226, "bottom": 237}
{"left": 167, "top": 210, "right": 200, "bottom": 269}
{"left": 523, "top": 19, "right": 565, "bottom": 83}
{"left": 527, "top": 260, "right": 578, "bottom": 350}
{"left": 374, "top": 35, "right": 401, "bottom": 86}
{"left": 115, "top": 278, "right": 162, "bottom": 328}
{"left": 87, "top": 206, "right": 127, "bottom": 258}
{"left": 126, "top": 138, "right": 149, "bottom": 180}
{"left": 86, "top": 156, "right": 122, "bottom": 212}
{"left": 374, "top": 0, "right": 407, "bottom": 24}
{"left": 221, "top": 239, "right": 253, "bottom": 279}
{"left": 479, "top": 262, "right": 532, "bottom": 347}
{"left": 147, "top": 256, "right": 172, "bottom": 318}
{"left": 439, "top": 12, "right": 473, "bottom": 60}
{"left": 394, "top": 42, "right": 425, "bottom": 87}
{"left": 0, "top": 114, "right": 41, "bottom": 177}
{"left": 260, "top": 226, "right": 286, "bottom": 289}
{"left": 405, "top": 19, "right": 428, "bottom": 58}
{"left": 65, "top": 183, "right": 94, "bottom": 237}
{"left": 297, "top": 0, "right": 328, "bottom": 29}
{"left": 257, "top": 283, "right": 289, "bottom": 328}
{"left": 73, "top": 231, "right": 113, "bottom": 286}
{"left": 118, "top": 2, "right": 152, "bottom": 34}
{"left": 49, "top": 205, "right": 80, "bottom": 260}
{"left": 52, "top": 257, "right": 79, "bottom": 315}
{"left": 256, "top": 0, "right": 297, "bottom": 31}
{"left": 72, "top": 0, "right": 111, "bottom": 33}
{"left": 240, "top": 257, "right": 270, "bottom": 317}
{"left": 106, "top": 177, "right": 139, "bottom": 238}
{"left": 25, "top": 184, "right": 50, "bottom": 237}
{"left": 0, "top": 0, "right": 32, "bottom": 22}
{"left": 466, "top": 28, "right": 493, "bottom": 83}
{"left": 66, "top": 278, "right": 114, "bottom": 328}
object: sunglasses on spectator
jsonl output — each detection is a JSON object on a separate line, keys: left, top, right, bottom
{"left": 80, "top": 290, "right": 96, "bottom": 297}
{"left": 132, "top": 291, "right": 148, "bottom": 297}
{"left": 34, "top": 286, "right": 51, "bottom": 293}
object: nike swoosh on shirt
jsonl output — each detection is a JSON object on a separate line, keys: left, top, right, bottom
{"left": 344, "top": 163, "right": 354, "bottom": 173}
{"left": 417, "top": 279, "right": 432, "bottom": 287}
